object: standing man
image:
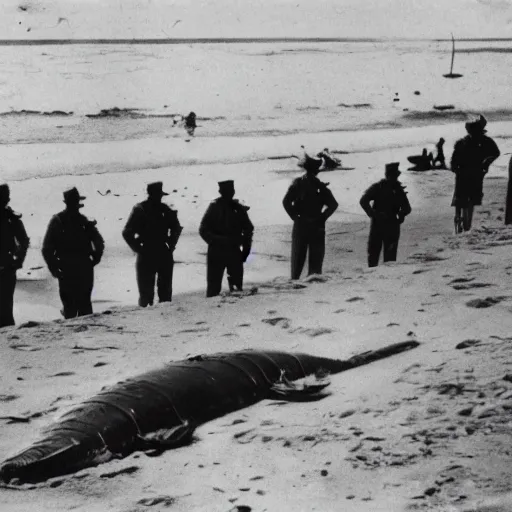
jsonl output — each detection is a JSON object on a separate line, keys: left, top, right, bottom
{"left": 451, "top": 114, "right": 500, "bottom": 233}
{"left": 360, "top": 162, "right": 412, "bottom": 267}
{"left": 433, "top": 137, "right": 446, "bottom": 169}
{"left": 0, "top": 183, "right": 30, "bottom": 327}
{"left": 199, "top": 180, "right": 254, "bottom": 297}
{"left": 282, "top": 155, "right": 338, "bottom": 280}
{"left": 123, "top": 182, "right": 182, "bottom": 307}
{"left": 505, "top": 155, "right": 512, "bottom": 225}
{"left": 42, "top": 187, "right": 104, "bottom": 319}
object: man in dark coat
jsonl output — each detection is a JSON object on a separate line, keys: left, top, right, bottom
{"left": 123, "top": 182, "right": 182, "bottom": 307}
{"left": 451, "top": 115, "right": 500, "bottom": 233}
{"left": 199, "top": 180, "right": 254, "bottom": 297}
{"left": 42, "top": 187, "right": 104, "bottom": 319}
{"left": 360, "top": 162, "right": 412, "bottom": 267}
{"left": 282, "top": 155, "right": 339, "bottom": 279}
{"left": 505, "top": 156, "right": 512, "bottom": 225}
{"left": 0, "top": 183, "right": 30, "bottom": 327}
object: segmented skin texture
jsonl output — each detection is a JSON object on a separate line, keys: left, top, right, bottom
{"left": 0, "top": 343, "right": 419, "bottom": 483}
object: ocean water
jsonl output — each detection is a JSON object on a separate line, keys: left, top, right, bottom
{"left": 1, "top": 39, "right": 511, "bottom": 151}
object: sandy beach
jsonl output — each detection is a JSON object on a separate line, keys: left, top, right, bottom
{"left": 2, "top": 176, "right": 512, "bottom": 511}
{"left": 2, "top": 27, "right": 512, "bottom": 512}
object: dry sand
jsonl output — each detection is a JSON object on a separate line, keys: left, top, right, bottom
{"left": 2, "top": 168, "right": 512, "bottom": 511}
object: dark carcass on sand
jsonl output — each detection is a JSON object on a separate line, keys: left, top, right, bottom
{"left": 0, "top": 342, "right": 419, "bottom": 483}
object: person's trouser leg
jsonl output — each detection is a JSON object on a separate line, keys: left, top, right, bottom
{"left": 206, "top": 246, "right": 226, "bottom": 297}
{"left": 291, "top": 221, "right": 308, "bottom": 279}
{"left": 308, "top": 226, "right": 325, "bottom": 275}
{"left": 0, "top": 269, "right": 16, "bottom": 327}
{"left": 76, "top": 264, "right": 94, "bottom": 317}
{"left": 226, "top": 247, "right": 244, "bottom": 291}
{"left": 58, "top": 275, "right": 78, "bottom": 319}
{"left": 136, "top": 254, "right": 156, "bottom": 307}
{"left": 382, "top": 223, "right": 401, "bottom": 262}
{"left": 454, "top": 207, "right": 464, "bottom": 234}
{"left": 463, "top": 205, "right": 474, "bottom": 231}
{"left": 367, "top": 220, "right": 383, "bottom": 267}
{"left": 157, "top": 254, "right": 174, "bottom": 303}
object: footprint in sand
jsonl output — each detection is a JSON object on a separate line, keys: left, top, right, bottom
{"left": 0, "top": 394, "right": 19, "bottom": 402}
{"left": 451, "top": 282, "right": 494, "bottom": 291}
{"left": 466, "top": 296, "right": 508, "bottom": 308}
{"left": 449, "top": 277, "right": 475, "bottom": 284}
{"left": 409, "top": 253, "right": 447, "bottom": 263}
{"left": 262, "top": 317, "right": 291, "bottom": 328}
{"left": 137, "top": 495, "right": 178, "bottom": 507}
{"left": 178, "top": 327, "right": 210, "bottom": 333}
{"left": 455, "top": 339, "right": 482, "bottom": 350}
{"left": 9, "top": 344, "right": 43, "bottom": 352}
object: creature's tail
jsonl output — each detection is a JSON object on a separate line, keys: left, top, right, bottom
{"left": 334, "top": 340, "right": 420, "bottom": 373}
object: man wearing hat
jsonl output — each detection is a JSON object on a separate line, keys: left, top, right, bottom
{"left": 123, "top": 182, "right": 182, "bottom": 307}
{"left": 42, "top": 187, "right": 104, "bottom": 319}
{"left": 360, "top": 162, "right": 412, "bottom": 267}
{"left": 0, "top": 183, "right": 30, "bottom": 327}
{"left": 450, "top": 114, "right": 500, "bottom": 233}
{"left": 282, "top": 154, "right": 339, "bottom": 279}
{"left": 199, "top": 180, "right": 254, "bottom": 297}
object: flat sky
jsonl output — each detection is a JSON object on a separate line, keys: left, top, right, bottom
{"left": 1, "top": 0, "right": 511, "bottom": 40}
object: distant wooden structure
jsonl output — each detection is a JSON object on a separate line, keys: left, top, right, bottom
{"left": 443, "top": 33, "right": 463, "bottom": 79}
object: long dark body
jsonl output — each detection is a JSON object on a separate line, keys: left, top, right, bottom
{"left": 0, "top": 342, "right": 418, "bottom": 483}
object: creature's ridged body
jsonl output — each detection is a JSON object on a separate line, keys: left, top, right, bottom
{"left": 0, "top": 344, "right": 418, "bottom": 483}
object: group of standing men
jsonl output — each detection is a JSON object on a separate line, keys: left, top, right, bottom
{"left": 0, "top": 115, "right": 503, "bottom": 327}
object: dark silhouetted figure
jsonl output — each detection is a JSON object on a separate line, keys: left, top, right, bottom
{"left": 317, "top": 148, "right": 341, "bottom": 170}
{"left": 123, "top": 182, "right": 182, "bottom": 307}
{"left": 360, "top": 162, "right": 412, "bottom": 267}
{"left": 451, "top": 115, "right": 500, "bottom": 233}
{"left": 0, "top": 183, "right": 30, "bottom": 327}
{"left": 199, "top": 180, "right": 254, "bottom": 297}
{"left": 184, "top": 112, "right": 197, "bottom": 138}
{"left": 42, "top": 187, "right": 104, "bottom": 319}
{"left": 433, "top": 137, "right": 446, "bottom": 169}
{"left": 282, "top": 155, "right": 338, "bottom": 279}
{"left": 506, "top": 156, "right": 512, "bottom": 225}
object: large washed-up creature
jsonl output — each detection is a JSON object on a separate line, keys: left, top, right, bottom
{"left": 0, "top": 342, "right": 419, "bottom": 484}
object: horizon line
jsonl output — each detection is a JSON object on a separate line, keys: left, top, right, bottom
{"left": 0, "top": 37, "right": 511, "bottom": 45}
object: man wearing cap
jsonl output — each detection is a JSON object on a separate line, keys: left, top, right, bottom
{"left": 451, "top": 114, "right": 500, "bottom": 233}
{"left": 199, "top": 180, "right": 254, "bottom": 297}
{"left": 360, "top": 162, "right": 412, "bottom": 267}
{"left": 0, "top": 184, "right": 30, "bottom": 327}
{"left": 42, "top": 187, "right": 104, "bottom": 319}
{"left": 123, "top": 182, "right": 183, "bottom": 307}
{"left": 282, "top": 154, "right": 339, "bottom": 279}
